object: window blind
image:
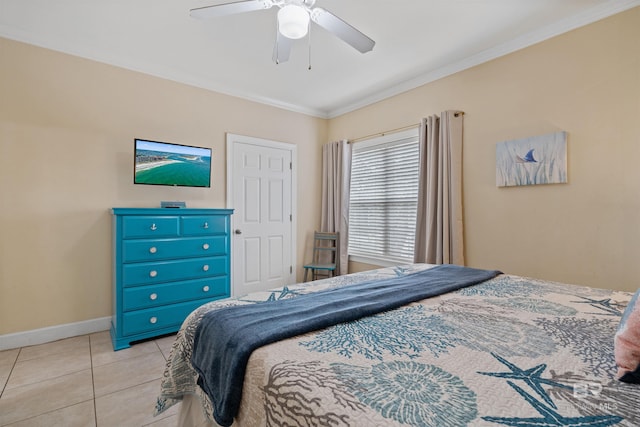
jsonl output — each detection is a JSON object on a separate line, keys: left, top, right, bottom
{"left": 348, "top": 131, "right": 419, "bottom": 263}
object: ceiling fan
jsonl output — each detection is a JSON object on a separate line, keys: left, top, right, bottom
{"left": 190, "top": 0, "right": 375, "bottom": 64}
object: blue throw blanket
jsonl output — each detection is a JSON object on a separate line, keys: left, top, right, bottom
{"left": 191, "top": 264, "right": 501, "bottom": 426}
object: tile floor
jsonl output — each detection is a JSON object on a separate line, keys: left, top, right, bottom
{"left": 0, "top": 331, "right": 181, "bottom": 426}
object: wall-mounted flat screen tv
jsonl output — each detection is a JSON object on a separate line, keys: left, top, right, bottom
{"left": 134, "top": 139, "right": 212, "bottom": 188}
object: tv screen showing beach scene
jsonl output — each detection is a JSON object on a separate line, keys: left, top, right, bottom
{"left": 134, "top": 139, "right": 212, "bottom": 187}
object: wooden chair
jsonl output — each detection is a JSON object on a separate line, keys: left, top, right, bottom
{"left": 303, "top": 232, "right": 340, "bottom": 281}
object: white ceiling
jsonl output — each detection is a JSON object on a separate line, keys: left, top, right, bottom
{"left": 1, "top": 0, "right": 638, "bottom": 118}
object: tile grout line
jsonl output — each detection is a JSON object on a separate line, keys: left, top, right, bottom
{"left": 1, "top": 400, "right": 95, "bottom": 426}
{"left": 0, "top": 348, "right": 21, "bottom": 399}
{"left": 2, "top": 351, "right": 91, "bottom": 393}
{"left": 3, "top": 334, "right": 172, "bottom": 426}
{"left": 89, "top": 334, "right": 99, "bottom": 427}
{"left": 0, "top": 343, "right": 95, "bottom": 426}
{"left": 0, "top": 334, "right": 95, "bottom": 427}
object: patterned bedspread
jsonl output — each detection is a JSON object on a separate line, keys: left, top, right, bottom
{"left": 156, "top": 263, "right": 640, "bottom": 426}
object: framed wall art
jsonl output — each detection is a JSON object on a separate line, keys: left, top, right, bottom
{"left": 496, "top": 131, "right": 567, "bottom": 187}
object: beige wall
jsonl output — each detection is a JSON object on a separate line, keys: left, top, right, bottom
{"left": 1, "top": 7, "right": 638, "bottom": 337}
{"left": 0, "top": 38, "right": 326, "bottom": 335}
{"left": 330, "top": 8, "right": 640, "bottom": 292}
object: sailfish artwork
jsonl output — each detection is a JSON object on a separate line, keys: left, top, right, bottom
{"left": 516, "top": 149, "right": 537, "bottom": 163}
{"left": 496, "top": 131, "right": 566, "bottom": 187}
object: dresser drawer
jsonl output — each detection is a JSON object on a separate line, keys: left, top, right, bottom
{"left": 122, "top": 256, "right": 227, "bottom": 287}
{"left": 123, "top": 276, "right": 228, "bottom": 311}
{"left": 122, "top": 300, "right": 208, "bottom": 336}
{"left": 122, "top": 236, "right": 228, "bottom": 263}
{"left": 122, "top": 216, "right": 180, "bottom": 239}
{"left": 182, "top": 215, "right": 228, "bottom": 236}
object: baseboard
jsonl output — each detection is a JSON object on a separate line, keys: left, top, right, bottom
{"left": 0, "top": 317, "right": 111, "bottom": 351}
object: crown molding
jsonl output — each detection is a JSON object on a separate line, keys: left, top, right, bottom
{"left": 1, "top": 1, "right": 638, "bottom": 120}
{"left": 326, "top": 0, "right": 640, "bottom": 118}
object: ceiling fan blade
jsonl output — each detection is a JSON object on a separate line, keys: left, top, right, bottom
{"left": 310, "top": 7, "right": 375, "bottom": 53}
{"left": 272, "top": 31, "right": 293, "bottom": 64}
{"left": 190, "top": 0, "right": 273, "bottom": 19}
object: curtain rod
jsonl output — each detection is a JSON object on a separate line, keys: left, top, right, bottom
{"left": 347, "top": 111, "right": 464, "bottom": 144}
{"left": 348, "top": 123, "right": 418, "bottom": 144}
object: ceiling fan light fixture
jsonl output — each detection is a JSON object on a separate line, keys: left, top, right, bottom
{"left": 277, "top": 4, "right": 309, "bottom": 39}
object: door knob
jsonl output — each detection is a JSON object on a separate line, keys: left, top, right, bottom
{"left": 235, "top": 229, "right": 242, "bottom": 235}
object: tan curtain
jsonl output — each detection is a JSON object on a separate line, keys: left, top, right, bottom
{"left": 414, "top": 111, "right": 464, "bottom": 265}
{"left": 321, "top": 140, "right": 351, "bottom": 275}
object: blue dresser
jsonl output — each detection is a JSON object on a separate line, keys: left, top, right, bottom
{"left": 111, "top": 208, "right": 233, "bottom": 350}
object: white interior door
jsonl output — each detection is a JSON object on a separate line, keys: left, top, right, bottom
{"left": 227, "top": 134, "right": 296, "bottom": 296}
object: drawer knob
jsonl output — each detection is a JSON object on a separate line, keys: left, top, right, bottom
{"left": 203, "top": 286, "right": 210, "bottom": 292}
{"left": 203, "top": 222, "right": 209, "bottom": 229}
{"left": 202, "top": 243, "right": 210, "bottom": 250}
{"left": 150, "top": 293, "right": 158, "bottom": 300}
{"left": 149, "top": 270, "right": 158, "bottom": 278}
{"left": 150, "top": 317, "right": 157, "bottom": 324}
{"left": 150, "top": 223, "right": 157, "bottom": 231}
{"left": 202, "top": 265, "right": 209, "bottom": 272}
{"left": 149, "top": 246, "right": 157, "bottom": 254}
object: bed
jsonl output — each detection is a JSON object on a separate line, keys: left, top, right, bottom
{"left": 155, "top": 263, "right": 640, "bottom": 426}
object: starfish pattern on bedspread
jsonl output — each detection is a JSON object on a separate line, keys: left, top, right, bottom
{"left": 570, "top": 297, "right": 624, "bottom": 316}
{"left": 266, "top": 286, "right": 301, "bottom": 301}
{"left": 482, "top": 381, "right": 623, "bottom": 427}
{"left": 478, "top": 353, "right": 572, "bottom": 409}
{"left": 155, "top": 265, "right": 637, "bottom": 426}
{"left": 392, "top": 265, "right": 415, "bottom": 276}
{"left": 234, "top": 285, "right": 306, "bottom": 304}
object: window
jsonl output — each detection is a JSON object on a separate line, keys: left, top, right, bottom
{"left": 348, "top": 128, "right": 420, "bottom": 265}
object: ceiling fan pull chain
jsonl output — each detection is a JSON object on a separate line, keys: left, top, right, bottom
{"left": 275, "top": 17, "right": 281, "bottom": 64}
{"left": 307, "top": 20, "right": 312, "bottom": 70}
